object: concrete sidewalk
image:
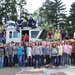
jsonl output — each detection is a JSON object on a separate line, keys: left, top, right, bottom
{"left": 0, "top": 66, "right": 75, "bottom": 75}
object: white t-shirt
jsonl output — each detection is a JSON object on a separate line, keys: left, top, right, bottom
{"left": 27, "top": 47, "right": 32, "bottom": 57}
{"left": 69, "top": 45, "right": 72, "bottom": 54}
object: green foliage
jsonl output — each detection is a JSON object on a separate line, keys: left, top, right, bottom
{"left": 69, "top": 2, "right": 75, "bottom": 27}
{"left": 0, "top": 0, "right": 29, "bottom": 22}
{"left": 33, "top": 0, "right": 66, "bottom": 29}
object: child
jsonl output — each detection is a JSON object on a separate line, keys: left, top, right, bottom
{"left": 57, "top": 41, "right": 63, "bottom": 66}
{"left": 63, "top": 41, "right": 70, "bottom": 66}
{"left": 0, "top": 43, "right": 5, "bottom": 68}
{"left": 51, "top": 42, "right": 59, "bottom": 68}
{"left": 17, "top": 43, "right": 24, "bottom": 67}
{"left": 27, "top": 43, "right": 32, "bottom": 68}
{"left": 34, "top": 40, "right": 41, "bottom": 68}
{"left": 39, "top": 41, "right": 44, "bottom": 66}
{"left": 6, "top": 42, "right": 14, "bottom": 67}
{"left": 45, "top": 42, "right": 50, "bottom": 67}
{"left": 13, "top": 43, "right": 18, "bottom": 66}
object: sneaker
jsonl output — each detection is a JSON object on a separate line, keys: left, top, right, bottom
{"left": 28, "top": 67, "right": 30, "bottom": 69}
{"left": 52, "top": 66, "right": 55, "bottom": 68}
{"left": 59, "top": 66, "right": 61, "bottom": 68}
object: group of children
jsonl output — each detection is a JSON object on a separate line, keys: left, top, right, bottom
{"left": 0, "top": 40, "right": 75, "bottom": 68}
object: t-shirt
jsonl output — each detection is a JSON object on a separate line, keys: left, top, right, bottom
{"left": 57, "top": 45, "right": 63, "bottom": 55}
{"left": 17, "top": 46, "right": 24, "bottom": 55}
{"left": 7, "top": 46, "right": 14, "bottom": 55}
{"left": 54, "top": 33, "right": 60, "bottom": 40}
{"left": 27, "top": 47, "right": 32, "bottom": 57}
{"left": 0, "top": 47, "right": 4, "bottom": 56}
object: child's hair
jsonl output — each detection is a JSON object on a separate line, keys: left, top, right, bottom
{"left": 35, "top": 40, "right": 39, "bottom": 46}
{"left": 46, "top": 42, "right": 50, "bottom": 46}
{"left": 52, "top": 42, "right": 56, "bottom": 47}
{"left": 28, "top": 43, "right": 32, "bottom": 47}
{"left": 39, "top": 41, "right": 42, "bottom": 45}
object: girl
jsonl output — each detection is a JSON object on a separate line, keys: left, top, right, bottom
{"left": 0, "top": 43, "right": 5, "bottom": 68}
{"left": 39, "top": 41, "right": 44, "bottom": 66}
{"left": 57, "top": 41, "right": 63, "bottom": 66}
{"left": 45, "top": 42, "right": 50, "bottom": 67}
{"left": 63, "top": 41, "right": 70, "bottom": 66}
{"left": 13, "top": 43, "right": 18, "bottom": 66}
{"left": 34, "top": 40, "right": 41, "bottom": 68}
{"left": 27, "top": 43, "right": 32, "bottom": 68}
{"left": 51, "top": 42, "right": 59, "bottom": 68}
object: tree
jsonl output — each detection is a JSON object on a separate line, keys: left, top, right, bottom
{"left": 43, "top": 0, "right": 66, "bottom": 28}
{"left": 69, "top": 2, "right": 75, "bottom": 28}
{"left": 33, "top": 0, "right": 66, "bottom": 29}
{"left": 0, "top": 0, "right": 17, "bottom": 21}
{"left": 16, "top": 0, "right": 29, "bottom": 21}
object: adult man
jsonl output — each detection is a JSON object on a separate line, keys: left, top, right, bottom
{"left": 16, "top": 17, "right": 26, "bottom": 30}
{"left": 28, "top": 17, "right": 36, "bottom": 28}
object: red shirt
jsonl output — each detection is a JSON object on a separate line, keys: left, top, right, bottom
{"left": 23, "top": 35, "right": 29, "bottom": 42}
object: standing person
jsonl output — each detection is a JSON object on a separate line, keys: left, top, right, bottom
{"left": 57, "top": 41, "right": 63, "bottom": 66}
{"left": 6, "top": 42, "right": 14, "bottom": 67}
{"left": 68, "top": 42, "right": 72, "bottom": 65}
{"left": 49, "top": 42, "right": 52, "bottom": 66}
{"left": 17, "top": 43, "right": 24, "bottom": 67}
{"left": 54, "top": 29, "right": 60, "bottom": 41}
{"left": 71, "top": 43, "right": 75, "bottom": 65}
{"left": 48, "top": 28, "right": 55, "bottom": 41}
{"left": 64, "top": 30, "right": 70, "bottom": 40}
{"left": 4, "top": 43, "right": 9, "bottom": 67}
{"left": 0, "top": 43, "right": 5, "bottom": 68}
{"left": 39, "top": 41, "right": 44, "bottom": 67}
{"left": 46, "top": 34, "right": 50, "bottom": 41}
{"left": 34, "top": 40, "right": 41, "bottom": 68}
{"left": 27, "top": 43, "right": 32, "bottom": 68}
{"left": 22, "top": 42, "right": 26, "bottom": 67}
{"left": 13, "top": 43, "right": 18, "bottom": 66}
{"left": 44, "top": 42, "right": 50, "bottom": 67}
{"left": 30, "top": 40, "right": 35, "bottom": 66}
{"left": 51, "top": 42, "right": 59, "bottom": 68}
{"left": 63, "top": 41, "right": 71, "bottom": 66}
{"left": 23, "top": 33, "right": 29, "bottom": 42}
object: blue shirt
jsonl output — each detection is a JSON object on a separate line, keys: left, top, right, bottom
{"left": 17, "top": 46, "right": 24, "bottom": 55}
{"left": 28, "top": 19, "right": 36, "bottom": 26}
{"left": 17, "top": 19, "right": 23, "bottom": 24}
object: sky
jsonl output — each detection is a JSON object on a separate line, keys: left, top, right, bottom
{"left": 26, "top": 0, "right": 75, "bottom": 14}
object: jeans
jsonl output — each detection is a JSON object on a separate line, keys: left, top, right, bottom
{"left": 0, "top": 56, "right": 4, "bottom": 67}
{"left": 63, "top": 53, "right": 70, "bottom": 65}
{"left": 41, "top": 55, "right": 44, "bottom": 66}
{"left": 17, "top": 55, "right": 22, "bottom": 67}
{"left": 8, "top": 55, "right": 13, "bottom": 66}
{"left": 16, "top": 22, "right": 25, "bottom": 30}
{"left": 22, "top": 54, "right": 26, "bottom": 66}
{"left": 27, "top": 56, "right": 32, "bottom": 67}
{"left": 52, "top": 56, "right": 59, "bottom": 66}
{"left": 13, "top": 55, "right": 18, "bottom": 66}
{"left": 34, "top": 55, "right": 41, "bottom": 68}
{"left": 45, "top": 55, "right": 49, "bottom": 65}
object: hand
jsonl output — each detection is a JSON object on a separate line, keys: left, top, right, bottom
{"left": 7, "top": 55, "right": 9, "bottom": 57}
{"left": 31, "top": 56, "right": 32, "bottom": 58}
{"left": 12, "top": 55, "right": 14, "bottom": 57}
{"left": 22, "top": 52, "right": 24, "bottom": 54}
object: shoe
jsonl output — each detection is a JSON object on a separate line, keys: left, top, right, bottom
{"left": 59, "top": 66, "right": 61, "bottom": 68}
{"left": 28, "top": 67, "right": 30, "bottom": 69}
{"left": 52, "top": 66, "right": 55, "bottom": 68}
